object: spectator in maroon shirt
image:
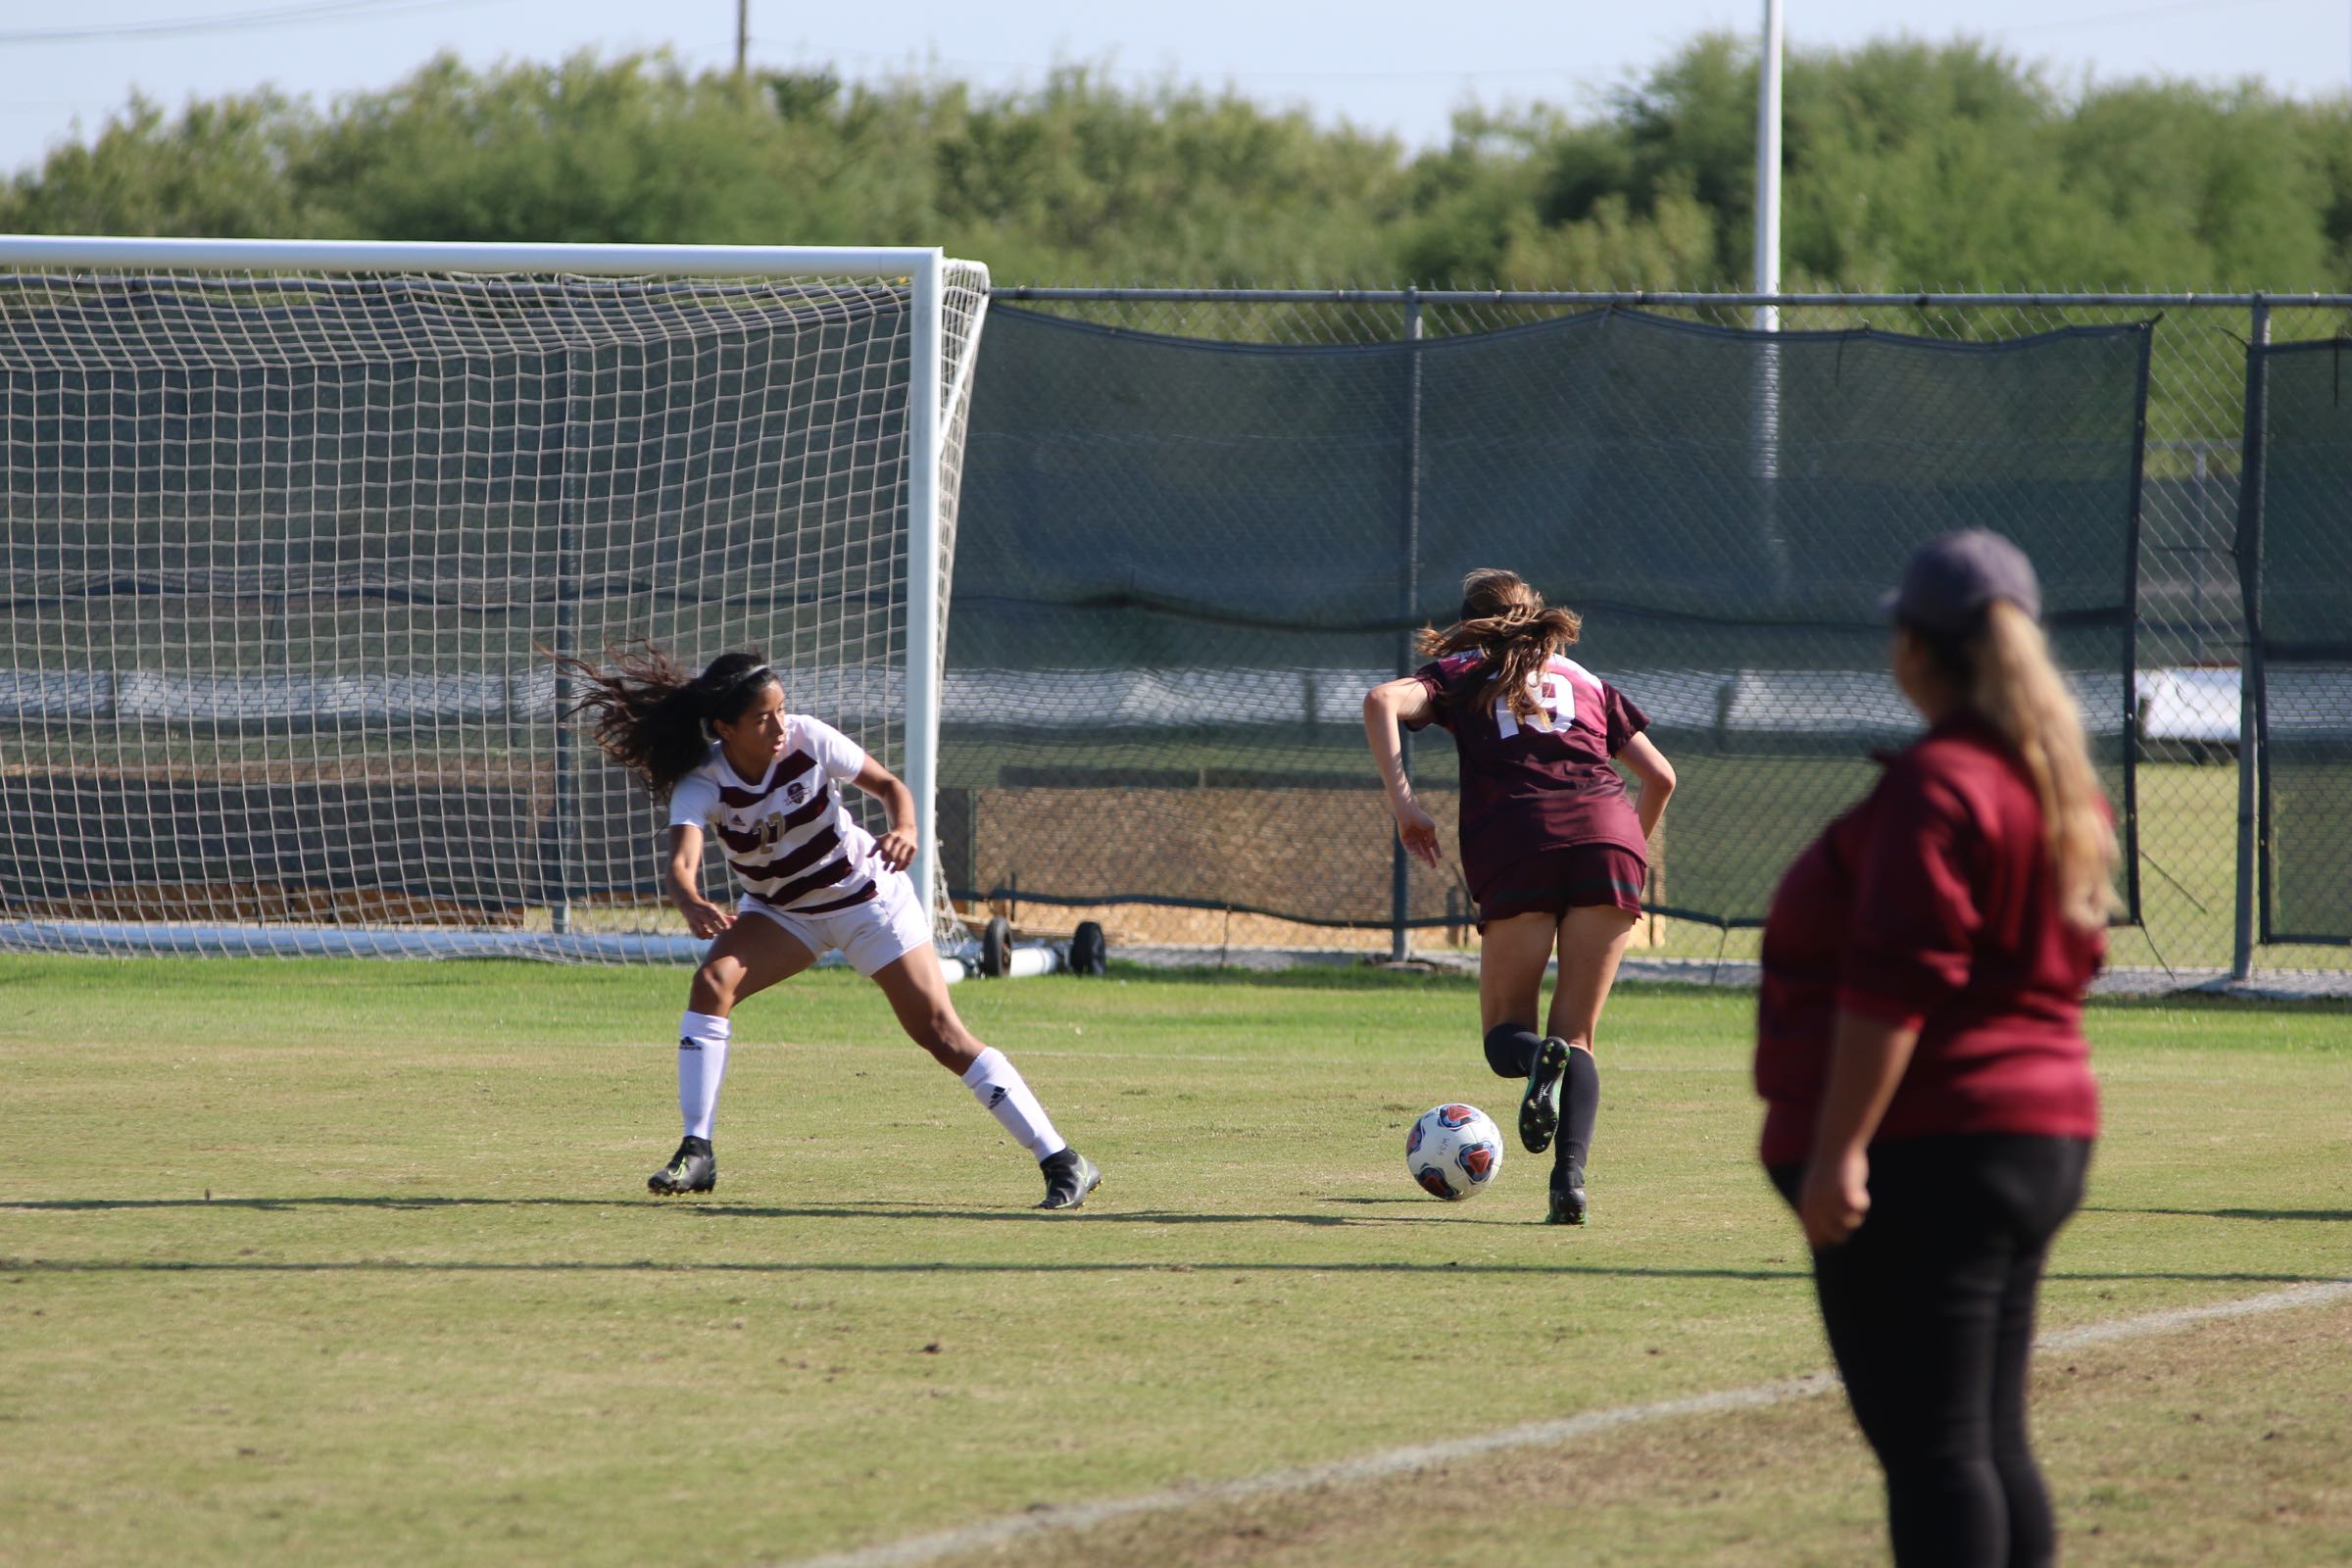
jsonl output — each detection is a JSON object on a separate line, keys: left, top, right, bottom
{"left": 1363, "top": 568, "right": 1676, "bottom": 1225}
{"left": 1756, "top": 530, "right": 2117, "bottom": 1568}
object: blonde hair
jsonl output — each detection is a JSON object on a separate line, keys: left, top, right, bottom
{"left": 1939, "top": 601, "right": 2121, "bottom": 931}
{"left": 1416, "top": 568, "right": 1583, "bottom": 723}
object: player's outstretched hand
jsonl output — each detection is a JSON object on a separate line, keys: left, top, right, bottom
{"left": 874, "top": 826, "right": 917, "bottom": 873}
{"left": 680, "top": 898, "right": 735, "bottom": 940}
{"left": 1392, "top": 799, "right": 1442, "bottom": 867}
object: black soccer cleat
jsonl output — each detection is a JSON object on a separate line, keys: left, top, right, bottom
{"left": 1037, "top": 1149, "right": 1102, "bottom": 1211}
{"left": 1546, "top": 1163, "right": 1590, "bottom": 1226}
{"left": 648, "top": 1136, "right": 716, "bottom": 1196}
{"left": 1519, "top": 1036, "right": 1570, "bottom": 1154}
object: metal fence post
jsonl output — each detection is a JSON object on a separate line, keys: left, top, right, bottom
{"left": 2230, "top": 297, "right": 2271, "bottom": 983}
{"left": 1391, "top": 289, "right": 1425, "bottom": 962}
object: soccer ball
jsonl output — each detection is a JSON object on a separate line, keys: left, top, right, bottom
{"left": 1405, "top": 1102, "right": 1504, "bottom": 1201}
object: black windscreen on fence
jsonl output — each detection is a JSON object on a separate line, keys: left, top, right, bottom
{"left": 946, "top": 306, "right": 2150, "bottom": 930}
{"left": 2240, "top": 341, "right": 2352, "bottom": 945}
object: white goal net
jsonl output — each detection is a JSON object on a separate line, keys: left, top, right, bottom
{"left": 0, "top": 238, "right": 990, "bottom": 959}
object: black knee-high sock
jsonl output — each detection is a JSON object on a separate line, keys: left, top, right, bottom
{"left": 1556, "top": 1045, "right": 1600, "bottom": 1175}
{"left": 1483, "top": 1023, "right": 1541, "bottom": 1080}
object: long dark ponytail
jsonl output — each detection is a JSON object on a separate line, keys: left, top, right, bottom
{"left": 554, "top": 645, "right": 779, "bottom": 798}
{"left": 1415, "top": 567, "right": 1584, "bottom": 722}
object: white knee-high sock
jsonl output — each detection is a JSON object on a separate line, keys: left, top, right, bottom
{"left": 678, "top": 1010, "right": 731, "bottom": 1141}
{"left": 959, "top": 1047, "right": 1068, "bottom": 1160}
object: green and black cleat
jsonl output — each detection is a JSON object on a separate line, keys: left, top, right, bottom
{"left": 1037, "top": 1149, "right": 1102, "bottom": 1211}
{"left": 1546, "top": 1163, "right": 1590, "bottom": 1226}
{"left": 648, "top": 1136, "right": 716, "bottom": 1196}
{"left": 1519, "top": 1035, "right": 1570, "bottom": 1154}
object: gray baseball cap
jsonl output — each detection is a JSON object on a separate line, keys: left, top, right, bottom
{"left": 1880, "top": 529, "right": 2042, "bottom": 632}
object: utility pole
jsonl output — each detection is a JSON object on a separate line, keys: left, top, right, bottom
{"left": 735, "top": 0, "right": 749, "bottom": 76}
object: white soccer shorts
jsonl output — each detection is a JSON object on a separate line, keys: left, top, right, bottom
{"left": 738, "top": 865, "right": 932, "bottom": 977}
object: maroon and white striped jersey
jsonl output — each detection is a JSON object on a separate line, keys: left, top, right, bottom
{"left": 667, "top": 715, "right": 882, "bottom": 915}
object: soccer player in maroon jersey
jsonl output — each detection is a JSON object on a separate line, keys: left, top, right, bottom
{"left": 1362, "top": 568, "right": 1677, "bottom": 1224}
{"left": 1755, "top": 531, "right": 2112, "bottom": 1566}
{"left": 560, "top": 646, "right": 1102, "bottom": 1210}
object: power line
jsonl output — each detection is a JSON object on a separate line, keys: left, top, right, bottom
{"left": 810, "top": 44, "right": 1585, "bottom": 84}
{"left": 1998, "top": 0, "right": 2303, "bottom": 36}
{"left": 806, "top": 1, "right": 2323, "bottom": 87}
{"left": 0, "top": 0, "right": 502, "bottom": 46}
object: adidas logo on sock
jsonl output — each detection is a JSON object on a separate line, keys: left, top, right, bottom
{"left": 987, "top": 1086, "right": 1008, "bottom": 1108}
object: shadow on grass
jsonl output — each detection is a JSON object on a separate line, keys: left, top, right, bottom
{"left": 0, "top": 1253, "right": 1804, "bottom": 1280}
{"left": 2087, "top": 1204, "right": 2352, "bottom": 1222}
{"left": 4, "top": 1195, "right": 1490, "bottom": 1228}
{"left": 17, "top": 1195, "right": 2350, "bottom": 1235}
{"left": 2, "top": 1254, "right": 2341, "bottom": 1286}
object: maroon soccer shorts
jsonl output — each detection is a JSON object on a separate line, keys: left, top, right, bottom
{"left": 1476, "top": 843, "right": 1647, "bottom": 926}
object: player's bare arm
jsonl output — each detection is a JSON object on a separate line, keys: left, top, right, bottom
{"left": 1363, "top": 676, "right": 1441, "bottom": 867}
{"left": 851, "top": 756, "right": 919, "bottom": 872}
{"left": 1616, "top": 732, "right": 1677, "bottom": 843}
{"left": 664, "top": 822, "right": 735, "bottom": 940}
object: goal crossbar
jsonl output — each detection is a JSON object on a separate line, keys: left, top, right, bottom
{"left": 0, "top": 235, "right": 948, "bottom": 279}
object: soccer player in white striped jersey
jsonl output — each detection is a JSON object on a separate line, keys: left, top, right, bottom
{"left": 561, "top": 646, "right": 1102, "bottom": 1210}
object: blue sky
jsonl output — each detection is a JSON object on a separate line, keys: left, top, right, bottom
{"left": 4, "top": 0, "right": 2347, "bottom": 176}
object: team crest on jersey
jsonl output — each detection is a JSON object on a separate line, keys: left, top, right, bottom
{"left": 786, "top": 779, "right": 808, "bottom": 804}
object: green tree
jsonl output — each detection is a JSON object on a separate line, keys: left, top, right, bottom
{"left": 5, "top": 90, "right": 327, "bottom": 237}
{"left": 6, "top": 37, "right": 2352, "bottom": 292}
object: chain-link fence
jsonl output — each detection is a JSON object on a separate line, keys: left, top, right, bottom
{"left": 948, "top": 289, "right": 2352, "bottom": 988}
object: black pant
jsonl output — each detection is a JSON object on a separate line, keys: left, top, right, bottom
{"left": 1769, "top": 1135, "right": 2092, "bottom": 1568}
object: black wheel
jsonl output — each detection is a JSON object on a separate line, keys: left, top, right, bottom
{"left": 981, "top": 915, "right": 1012, "bottom": 978}
{"left": 1069, "top": 919, "right": 1107, "bottom": 978}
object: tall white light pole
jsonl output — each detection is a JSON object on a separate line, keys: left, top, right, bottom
{"left": 1753, "top": 0, "right": 1784, "bottom": 329}
{"left": 1753, "top": 0, "right": 1788, "bottom": 595}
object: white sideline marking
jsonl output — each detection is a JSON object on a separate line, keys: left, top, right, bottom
{"left": 783, "top": 1279, "right": 2352, "bottom": 1568}
{"left": 2036, "top": 1278, "right": 2352, "bottom": 1348}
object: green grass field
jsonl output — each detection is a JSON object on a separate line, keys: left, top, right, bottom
{"left": 4, "top": 958, "right": 2348, "bottom": 1567}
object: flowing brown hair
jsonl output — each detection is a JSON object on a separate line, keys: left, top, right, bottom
{"left": 1911, "top": 602, "right": 2121, "bottom": 930}
{"left": 1415, "top": 568, "right": 1584, "bottom": 722}
{"left": 552, "top": 644, "right": 779, "bottom": 798}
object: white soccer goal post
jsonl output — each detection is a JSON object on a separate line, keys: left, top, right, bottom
{"left": 0, "top": 236, "right": 990, "bottom": 959}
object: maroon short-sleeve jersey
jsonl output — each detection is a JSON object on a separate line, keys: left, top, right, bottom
{"left": 1408, "top": 649, "right": 1651, "bottom": 902}
{"left": 1752, "top": 714, "right": 2104, "bottom": 1166}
